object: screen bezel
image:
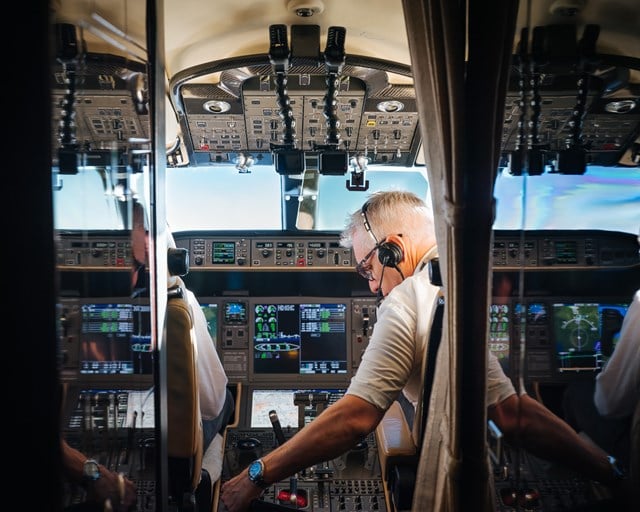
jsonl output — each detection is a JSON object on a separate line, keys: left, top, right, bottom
{"left": 248, "top": 297, "right": 353, "bottom": 384}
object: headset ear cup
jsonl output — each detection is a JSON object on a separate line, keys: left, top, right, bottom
{"left": 377, "top": 241, "right": 403, "bottom": 267}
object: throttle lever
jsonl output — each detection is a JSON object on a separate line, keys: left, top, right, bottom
{"left": 269, "top": 409, "right": 287, "bottom": 446}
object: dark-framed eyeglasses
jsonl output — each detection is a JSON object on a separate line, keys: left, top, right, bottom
{"left": 355, "top": 244, "right": 379, "bottom": 281}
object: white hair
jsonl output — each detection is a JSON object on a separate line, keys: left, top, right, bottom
{"left": 340, "top": 190, "right": 434, "bottom": 248}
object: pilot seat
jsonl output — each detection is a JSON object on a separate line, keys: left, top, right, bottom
{"left": 166, "top": 246, "right": 224, "bottom": 511}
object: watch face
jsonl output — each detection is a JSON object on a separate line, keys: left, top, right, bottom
{"left": 248, "top": 460, "right": 263, "bottom": 481}
{"left": 83, "top": 460, "right": 100, "bottom": 481}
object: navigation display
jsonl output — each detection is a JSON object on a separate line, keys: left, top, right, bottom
{"left": 200, "top": 302, "right": 219, "bottom": 341}
{"left": 553, "top": 302, "right": 628, "bottom": 372}
{"left": 250, "top": 388, "right": 346, "bottom": 428}
{"left": 250, "top": 389, "right": 299, "bottom": 428}
{"left": 251, "top": 300, "right": 348, "bottom": 376}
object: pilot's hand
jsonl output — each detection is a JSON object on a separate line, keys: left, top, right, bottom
{"left": 220, "top": 471, "right": 264, "bottom": 512}
{"left": 87, "top": 468, "right": 137, "bottom": 512}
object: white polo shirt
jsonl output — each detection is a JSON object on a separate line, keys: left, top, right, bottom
{"left": 346, "top": 248, "right": 515, "bottom": 412}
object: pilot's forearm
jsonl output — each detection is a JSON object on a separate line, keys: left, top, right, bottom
{"left": 261, "top": 394, "right": 383, "bottom": 483}
{"left": 220, "top": 395, "right": 384, "bottom": 512}
{"left": 61, "top": 439, "right": 86, "bottom": 482}
{"left": 490, "top": 394, "right": 615, "bottom": 483}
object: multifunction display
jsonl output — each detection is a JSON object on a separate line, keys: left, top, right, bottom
{"left": 79, "top": 301, "right": 152, "bottom": 375}
{"left": 253, "top": 302, "right": 348, "bottom": 376}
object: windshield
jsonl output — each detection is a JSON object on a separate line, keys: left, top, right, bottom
{"left": 54, "top": 163, "right": 639, "bottom": 234}
{"left": 493, "top": 165, "right": 640, "bottom": 232}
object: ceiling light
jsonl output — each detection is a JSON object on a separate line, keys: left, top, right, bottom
{"left": 287, "top": 0, "right": 325, "bottom": 17}
{"left": 377, "top": 100, "right": 405, "bottom": 113}
{"left": 203, "top": 100, "right": 231, "bottom": 114}
{"left": 604, "top": 100, "right": 636, "bottom": 114}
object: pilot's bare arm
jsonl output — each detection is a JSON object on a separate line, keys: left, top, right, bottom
{"left": 220, "top": 394, "right": 384, "bottom": 512}
{"left": 488, "top": 393, "right": 616, "bottom": 484}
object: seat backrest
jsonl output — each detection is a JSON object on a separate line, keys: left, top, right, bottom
{"left": 374, "top": 259, "right": 445, "bottom": 511}
{"left": 165, "top": 286, "right": 202, "bottom": 476}
{"left": 412, "top": 258, "right": 445, "bottom": 447}
{"left": 166, "top": 282, "right": 203, "bottom": 495}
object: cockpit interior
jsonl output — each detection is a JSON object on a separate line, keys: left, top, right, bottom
{"left": 13, "top": 1, "right": 640, "bottom": 511}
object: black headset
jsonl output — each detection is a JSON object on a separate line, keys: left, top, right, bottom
{"left": 361, "top": 200, "right": 404, "bottom": 268}
{"left": 377, "top": 239, "right": 403, "bottom": 267}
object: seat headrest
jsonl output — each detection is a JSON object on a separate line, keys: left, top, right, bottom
{"left": 167, "top": 246, "right": 189, "bottom": 290}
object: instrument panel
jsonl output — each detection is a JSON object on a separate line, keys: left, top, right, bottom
{"left": 55, "top": 230, "right": 639, "bottom": 270}
{"left": 489, "top": 296, "right": 631, "bottom": 385}
{"left": 55, "top": 228, "right": 638, "bottom": 512}
{"left": 178, "top": 70, "right": 420, "bottom": 169}
{"left": 492, "top": 230, "right": 639, "bottom": 269}
{"left": 183, "top": 235, "right": 354, "bottom": 269}
{"left": 56, "top": 228, "right": 638, "bottom": 391}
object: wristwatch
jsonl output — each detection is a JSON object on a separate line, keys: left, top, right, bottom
{"left": 247, "top": 459, "right": 268, "bottom": 488}
{"left": 83, "top": 459, "right": 101, "bottom": 482}
{"left": 607, "top": 455, "right": 626, "bottom": 481}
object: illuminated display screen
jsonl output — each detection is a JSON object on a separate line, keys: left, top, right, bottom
{"left": 512, "top": 302, "right": 549, "bottom": 327}
{"left": 553, "top": 302, "right": 628, "bottom": 372}
{"left": 554, "top": 241, "right": 578, "bottom": 264}
{"left": 211, "top": 241, "right": 235, "bottom": 264}
{"left": 527, "top": 302, "right": 548, "bottom": 324}
{"left": 252, "top": 302, "right": 348, "bottom": 375}
{"left": 224, "top": 301, "right": 247, "bottom": 324}
{"left": 250, "top": 388, "right": 345, "bottom": 428}
{"left": 489, "top": 303, "right": 510, "bottom": 370}
{"left": 79, "top": 301, "right": 151, "bottom": 375}
{"left": 250, "top": 389, "right": 299, "bottom": 428}
{"left": 200, "top": 303, "right": 219, "bottom": 342}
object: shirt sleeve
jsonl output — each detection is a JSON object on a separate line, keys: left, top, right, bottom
{"left": 487, "top": 351, "right": 516, "bottom": 406}
{"left": 186, "top": 289, "right": 229, "bottom": 420}
{"left": 594, "top": 289, "right": 640, "bottom": 418}
{"left": 346, "top": 290, "right": 418, "bottom": 412}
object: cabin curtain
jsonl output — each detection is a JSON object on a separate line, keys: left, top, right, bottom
{"left": 401, "top": 1, "right": 519, "bottom": 511}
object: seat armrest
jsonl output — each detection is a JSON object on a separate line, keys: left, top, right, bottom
{"left": 375, "top": 401, "right": 417, "bottom": 479}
